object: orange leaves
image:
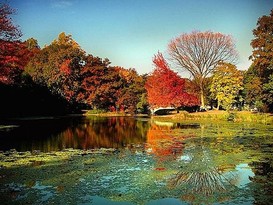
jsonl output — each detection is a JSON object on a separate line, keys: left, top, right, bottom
{"left": 60, "top": 59, "right": 71, "bottom": 75}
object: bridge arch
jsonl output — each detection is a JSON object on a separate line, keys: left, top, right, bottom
{"left": 151, "top": 107, "right": 176, "bottom": 115}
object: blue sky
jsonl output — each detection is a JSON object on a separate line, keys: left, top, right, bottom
{"left": 5, "top": 0, "right": 273, "bottom": 75}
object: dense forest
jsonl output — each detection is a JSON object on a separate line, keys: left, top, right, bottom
{"left": 1, "top": 3, "right": 273, "bottom": 117}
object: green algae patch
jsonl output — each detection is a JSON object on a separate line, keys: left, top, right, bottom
{"left": 0, "top": 148, "right": 116, "bottom": 168}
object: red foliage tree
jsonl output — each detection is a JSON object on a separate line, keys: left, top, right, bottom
{"left": 145, "top": 52, "right": 199, "bottom": 109}
{"left": 0, "top": 3, "right": 28, "bottom": 84}
{"left": 0, "top": 40, "right": 35, "bottom": 84}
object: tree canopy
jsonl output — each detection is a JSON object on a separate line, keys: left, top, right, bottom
{"left": 25, "top": 32, "right": 147, "bottom": 113}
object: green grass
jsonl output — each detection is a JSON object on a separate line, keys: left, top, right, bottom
{"left": 153, "top": 110, "right": 273, "bottom": 123}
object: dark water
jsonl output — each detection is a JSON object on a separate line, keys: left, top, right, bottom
{"left": 0, "top": 116, "right": 273, "bottom": 204}
{"left": 0, "top": 116, "right": 150, "bottom": 152}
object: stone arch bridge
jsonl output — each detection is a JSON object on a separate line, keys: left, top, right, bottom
{"left": 151, "top": 107, "right": 176, "bottom": 115}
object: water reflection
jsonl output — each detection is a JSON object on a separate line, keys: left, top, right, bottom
{"left": 58, "top": 117, "right": 149, "bottom": 150}
{"left": 0, "top": 116, "right": 150, "bottom": 152}
{"left": 1, "top": 117, "right": 273, "bottom": 204}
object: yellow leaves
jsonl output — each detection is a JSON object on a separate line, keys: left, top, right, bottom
{"left": 210, "top": 63, "right": 244, "bottom": 110}
{"left": 52, "top": 32, "right": 81, "bottom": 50}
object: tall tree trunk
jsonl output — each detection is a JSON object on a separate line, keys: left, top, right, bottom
{"left": 200, "top": 87, "right": 205, "bottom": 108}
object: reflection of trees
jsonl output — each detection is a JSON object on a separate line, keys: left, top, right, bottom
{"left": 170, "top": 168, "right": 226, "bottom": 195}
{"left": 3, "top": 116, "right": 150, "bottom": 152}
{"left": 249, "top": 160, "right": 273, "bottom": 204}
{"left": 59, "top": 117, "right": 149, "bottom": 150}
{"left": 146, "top": 122, "right": 187, "bottom": 161}
{"left": 169, "top": 144, "right": 239, "bottom": 204}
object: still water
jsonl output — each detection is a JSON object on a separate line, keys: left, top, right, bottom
{"left": 0, "top": 116, "right": 273, "bottom": 204}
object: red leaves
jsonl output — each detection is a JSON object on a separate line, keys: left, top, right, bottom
{"left": 0, "top": 40, "right": 34, "bottom": 84}
{"left": 145, "top": 52, "right": 199, "bottom": 109}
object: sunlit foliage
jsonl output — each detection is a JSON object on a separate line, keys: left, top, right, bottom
{"left": 210, "top": 63, "right": 243, "bottom": 110}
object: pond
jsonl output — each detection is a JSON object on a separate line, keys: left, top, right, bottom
{"left": 0, "top": 116, "right": 273, "bottom": 204}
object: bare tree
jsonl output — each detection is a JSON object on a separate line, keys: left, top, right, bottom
{"left": 168, "top": 31, "right": 238, "bottom": 107}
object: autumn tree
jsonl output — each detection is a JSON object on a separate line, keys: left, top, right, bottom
{"left": 26, "top": 32, "right": 85, "bottom": 103}
{"left": 77, "top": 55, "right": 122, "bottom": 110}
{"left": 249, "top": 9, "right": 273, "bottom": 111}
{"left": 210, "top": 63, "right": 243, "bottom": 110}
{"left": 168, "top": 31, "right": 238, "bottom": 107}
{"left": 0, "top": 3, "right": 29, "bottom": 84}
{"left": 250, "top": 9, "right": 273, "bottom": 80}
{"left": 145, "top": 52, "right": 199, "bottom": 110}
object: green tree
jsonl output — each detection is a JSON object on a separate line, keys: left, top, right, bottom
{"left": 263, "top": 74, "right": 273, "bottom": 108}
{"left": 115, "top": 67, "right": 146, "bottom": 113}
{"left": 243, "top": 65, "right": 263, "bottom": 108}
{"left": 25, "top": 38, "right": 40, "bottom": 50}
{"left": 210, "top": 63, "right": 243, "bottom": 110}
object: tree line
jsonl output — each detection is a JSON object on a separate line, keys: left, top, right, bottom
{"left": 1, "top": 3, "right": 273, "bottom": 117}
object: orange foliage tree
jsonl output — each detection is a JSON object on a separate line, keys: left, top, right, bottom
{"left": 145, "top": 52, "right": 199, "bottom": 109}
{"left": 77, "top": 55, "right": 121, "bottom": 109}
{"left": 26, "top": 32, "right": 85, "bottom": 103}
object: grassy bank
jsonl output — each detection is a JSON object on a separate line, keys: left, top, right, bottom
{"left": 83, "top": 109, "right": 273, "bottom": 123}
{"left": 153, "top": 110, "right": 273, "bottom": 123}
